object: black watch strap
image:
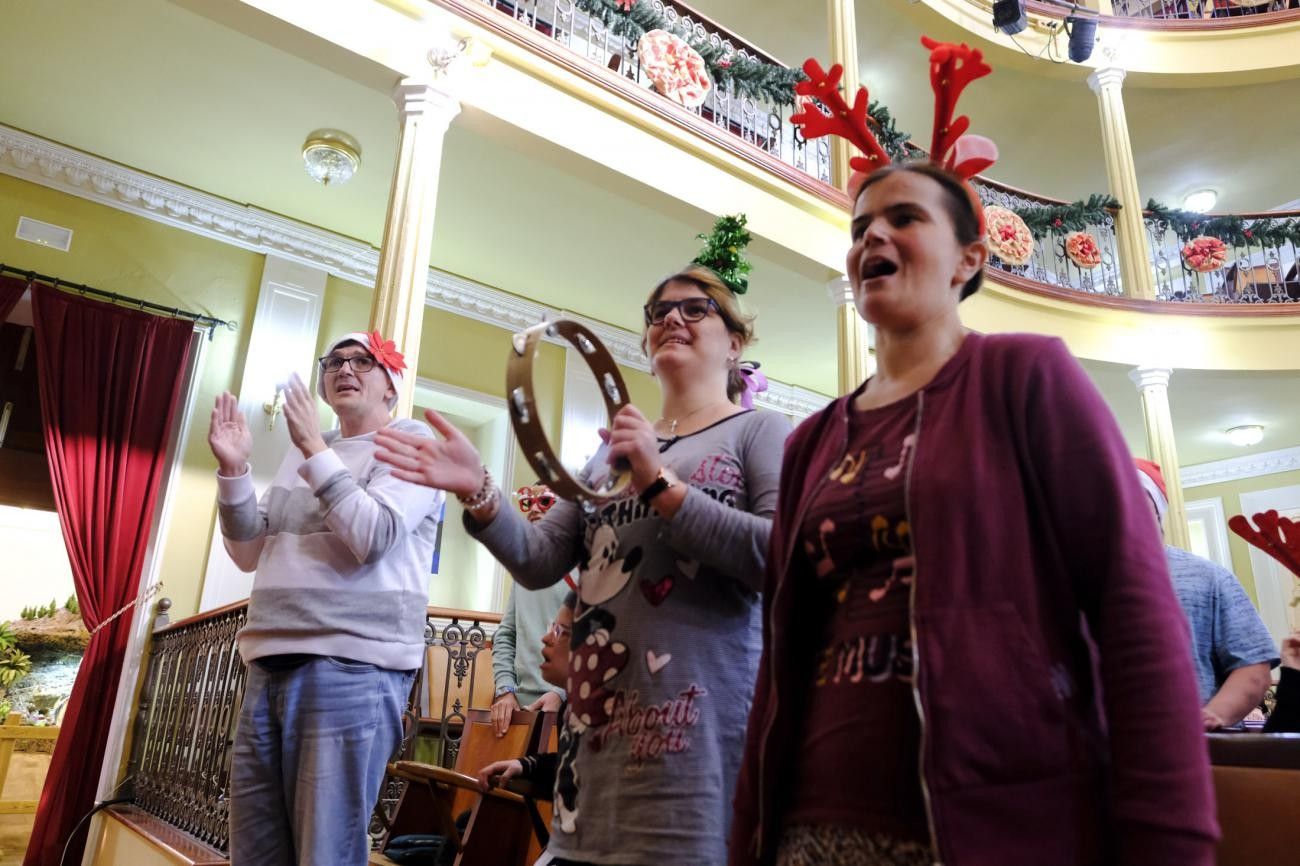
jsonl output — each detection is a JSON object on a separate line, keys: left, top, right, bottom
{"left": 638, "top": 470, "right": 674, "bottom": 504}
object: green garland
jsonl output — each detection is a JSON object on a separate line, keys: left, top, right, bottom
{"left": 867, "top": 100, "right": 911, "bottom": 163}
{"left": 1146, "top": 200, "right": 1300, "bottom": 248}
{"left": 693, "top": 214, "right": 753, "bottom": 295}
{"left": 1009, "top": 194, "right": 1120, "bottom": 240}
{"left": 574, "top": 0, "right": 804, "bottom": 106}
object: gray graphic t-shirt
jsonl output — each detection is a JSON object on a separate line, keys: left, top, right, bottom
{"left": 470, "top": 409, "right": 788, "bottom": 864}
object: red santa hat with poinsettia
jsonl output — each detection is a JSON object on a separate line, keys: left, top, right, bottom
{"left": 1134, "top": 458, "right": 1168, "bottom": 523}
{"left": 317, "top": 330, "right": 407, "bottom": 410}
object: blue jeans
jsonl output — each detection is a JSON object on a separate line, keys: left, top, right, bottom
{"left": 229, "top": 656, "right": 413, "bottom": 866}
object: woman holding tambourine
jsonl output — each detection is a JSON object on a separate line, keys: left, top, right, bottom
{"left": 375, "top": 216, "right": 788, "bottom": 866}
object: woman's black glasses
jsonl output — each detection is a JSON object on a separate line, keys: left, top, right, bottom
{"left": 643, "top": 297, "right": 720, "bottom": 326}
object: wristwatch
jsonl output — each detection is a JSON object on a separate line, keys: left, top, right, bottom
{"left": 493, "top": 686, "right": 517, "bottom": 703}
{"left": 638, "top": 466, "right": 679, "bottom": 505}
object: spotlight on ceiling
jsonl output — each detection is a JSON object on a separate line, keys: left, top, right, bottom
{"left": 1182, "top": 189, "right": 1218, "bottom": 213}
{"left": 1225, "top": 425, "right": 1265, "bottom": 448}
{"left": 302, "top": 129, "right": 361, "bottom": 187}
{"left": 993, "top": 0, "right": 1028, "bottom": 35}
{"left": 1065, "top": 14, "right": 1097, "bottom": 63}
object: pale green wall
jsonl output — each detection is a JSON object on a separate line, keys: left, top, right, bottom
{"left": 0, "top": 174, "right": 260, "bottom": 618}
{"left": 1185, "top": 468, "right": 1300, "bottom": 603}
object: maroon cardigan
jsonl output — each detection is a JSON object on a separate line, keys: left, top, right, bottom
{"left": 730, "top": 332, "right": 1217, "bottom": 866}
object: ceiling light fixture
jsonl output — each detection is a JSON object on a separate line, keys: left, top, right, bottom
{"left": 302, "top": 129, "right": 361, "bottom": 186}
{"left": 1182, "top": 189, "right": 1217, "bottom": 213}
{"left": 1226, "top": 425, "right": 1264, "bottom": 447}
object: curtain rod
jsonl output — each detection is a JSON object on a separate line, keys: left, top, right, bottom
{"left": 0, "top": 263, "right": 237, "bottom": 339}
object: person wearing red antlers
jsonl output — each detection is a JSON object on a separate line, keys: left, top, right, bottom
{"left": 730, "top": 37, "right": 1216, "bottom": 866}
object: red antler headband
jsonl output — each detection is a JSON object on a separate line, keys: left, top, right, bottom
{"left": 1230, "top": 510, "right": 1300, "bottom": 580}
{"left": 791, "top": 36, "right": 999, "bottom": 233}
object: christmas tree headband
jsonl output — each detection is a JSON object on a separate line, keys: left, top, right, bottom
{"left": 692, "top": 214, "right": 753, "bottom": 295}
{"left": 791, "top": 36, "right": 998, "bottom": 233}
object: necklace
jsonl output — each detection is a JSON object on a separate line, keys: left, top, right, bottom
{"left": 658, "top": 402, "right": 724, "bottom": 438}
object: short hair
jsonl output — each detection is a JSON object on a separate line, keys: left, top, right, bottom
{"left": 642, "top": 265, "right": 757, "bottom": 402}
{"left": 855, "top": 161, "right": 985, "bottom": 300}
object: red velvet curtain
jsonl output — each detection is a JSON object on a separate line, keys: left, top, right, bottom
{"left": 0, "top": 274, "right": 27, "bottom": 321}
{"left": 24, "top": 283, "right": 194, "bottom": 866}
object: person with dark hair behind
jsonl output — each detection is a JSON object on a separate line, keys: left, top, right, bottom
{"left": 731, "top": 38, "right": 1216, "bottom": 866}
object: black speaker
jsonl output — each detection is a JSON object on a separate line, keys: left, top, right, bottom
{"left": 1067, "top": 15, "right": 1097, "bottom": 63}
{"left": 993, "top": 0, "right": 1028, "bottom": 35}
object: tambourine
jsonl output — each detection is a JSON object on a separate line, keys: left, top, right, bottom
{"left": 506, "top": 319, "right": 632, "bottom": 505}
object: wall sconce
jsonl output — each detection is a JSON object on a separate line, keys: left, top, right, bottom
{"left": 302, "top": 130, "right": 361, "bottom": 186}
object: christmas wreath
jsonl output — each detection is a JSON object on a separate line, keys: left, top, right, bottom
{"left": 1064, "top": 231, "right": 1102, "bottom": 270}
{"left": 1181, "top": 235, "right": 1229, "bottom": 273}
{"left": 985, "top": 206, "right": 1035, "bottom": 266}
{"left": 638, "top": 30, "right": 711, "bottom": 108}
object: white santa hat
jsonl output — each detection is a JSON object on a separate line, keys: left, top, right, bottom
{"left": 317, "top": 331, "right": 405, "bottom": 411}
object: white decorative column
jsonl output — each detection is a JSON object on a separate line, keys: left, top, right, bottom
{"left": 829, "top": 276, "right": 874, "bottom": 395}
{"left": 1087, "top": 64, "right": 1156, "bottom": 301}
{"left": 370, "top": 76, "right": 462, "bottom": 417}
{"left": 1129, "top": 366, "right": 1190, "bottom": 549}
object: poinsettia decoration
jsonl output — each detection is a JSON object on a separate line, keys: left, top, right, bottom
{"left": 638, "top": 29, "right": 711, "bottom": 108}
{"left": 367, "top": 330, "right": 407, "bottom": 375}
{"left": 1181, "top": 235, "right": 1228, "bottom": 273}
{"left": 1065, "top": 231, "right": 1102, "bottom": 270}
{"left": 985, "top": 206, "right": 1034, "bottom": 266}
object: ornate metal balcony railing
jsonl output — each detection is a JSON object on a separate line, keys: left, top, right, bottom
{"left": 1146, "top": 209, "right": 1300, "bottom": 304}
{"left": 124, "top": 598, "right": 502, "bottom": 854}
{"left": 128, "top": 600, "right": 247, "bottom": 853}
{"left": 1108, "top": 0, "right": 1296, "bottom": 22}
{"left": 468, "top": 0, "right": 832, "bottom": 184}
{"left": 973, "top": 178, "right": 1124, "bottom": 297}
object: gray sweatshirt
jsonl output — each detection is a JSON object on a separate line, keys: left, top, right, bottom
{"left": 469, "top": 409, "right": 788, "bottom": 864}
{"left": 217, "top": 418, "right": 444, "bottom": 670}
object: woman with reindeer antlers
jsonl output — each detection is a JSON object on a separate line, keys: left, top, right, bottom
{"left": 730, "top": 38, "right": 1217, "bottom": 866}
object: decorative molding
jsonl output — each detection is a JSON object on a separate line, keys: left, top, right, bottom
{"left": 0, "top": 124, "right": 831, "bottom": 419}
{"left": 826, "top": 275, "right": 853, "bottom": 307}
{"left": 1181, "top": 445, "right": 1300, "bottom": 489}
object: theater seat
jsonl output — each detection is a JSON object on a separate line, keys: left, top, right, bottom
{"left": 1207, "top": 733, "right": 1300, "bottom": 865}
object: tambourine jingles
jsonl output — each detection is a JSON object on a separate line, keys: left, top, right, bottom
{"left": 506, "top": 319, "right": 633, "bottom": 506}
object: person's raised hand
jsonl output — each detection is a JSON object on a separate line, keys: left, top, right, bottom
{"left": 374, "top": 408, "right": 486, "bottom": 497}
{"left": 281, "top": 373, "right": 326, "bottom": 459}
{"left": 208, "top": 392, "right": 252, "bottom": 476}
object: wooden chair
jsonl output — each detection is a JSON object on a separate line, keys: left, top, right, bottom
{"left": 1207, "top": 733, "right": 1300, "bottom": 866}
{"left": 380, "top": 708, "right": 557, "bottom": 866}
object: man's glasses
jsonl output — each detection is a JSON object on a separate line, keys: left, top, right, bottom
{"left": 515, "top": 488, "right": 557, "bottom": 513}
{"left": 643, "top": 297, "right": 720, "bottom": 326}
{"left": 318, "top": 353, "right": 378, "bottom": 374}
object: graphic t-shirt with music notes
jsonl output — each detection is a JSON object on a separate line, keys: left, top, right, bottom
{"left": 785, "top": 397, "right": 928, "bottom": 841}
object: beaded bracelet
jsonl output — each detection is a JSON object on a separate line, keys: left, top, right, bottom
{"left": 458, "top": 466, "right": 498, "bottom": 513}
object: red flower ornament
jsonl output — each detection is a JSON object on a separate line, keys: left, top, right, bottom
{"left": 616, "top": 0, "right": 635, "bottom": 9}
{"left": 367, "top": 330, "right": 408, "bottom": 375}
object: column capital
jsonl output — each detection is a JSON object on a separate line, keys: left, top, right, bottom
{"left": 1087, "top": 66, "right": 1127, "bottom": 95}
{"left": 827, "top": 275, "right": 854, "bottom": 306}
{"left": 392, "top": 79, "right": 461, "bottom": 124}
{"left": 1129, "top": 366, "right": 1172, "bottom": 390}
